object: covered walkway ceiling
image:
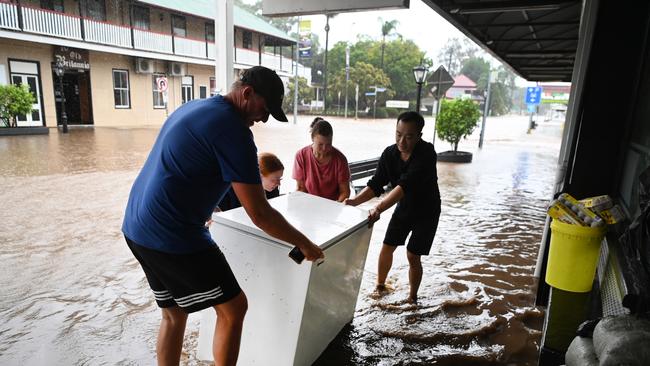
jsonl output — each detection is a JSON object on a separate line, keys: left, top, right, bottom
{"left": 422, "top": 0, "right": 582, "bottom": 81}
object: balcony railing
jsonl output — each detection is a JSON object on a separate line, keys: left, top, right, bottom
{"left": 174, "top": 35, "right": 206, "bottom": 58}
{"left": 1, "top": 5, "right": 310, "bottom": 78}
{"left": 21, "top": 5, "right": 81, "bottom": 40}
{"left": 83, "top": 18, "right": 131, "bottom": 48}
{"left": 133, "top": 28, "right": 173, "bottom": 54}
{"left": 236, "top": 48, "right": 260, "bottom": 66}
{"left": 0, "top": 1, "right": 19, "bottom": 30}
{"left": 207, "top": 42, "right": 216, "bottom": 59}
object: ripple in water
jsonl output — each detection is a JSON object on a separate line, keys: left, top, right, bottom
{"left": 0, "top": 117, "right": 561, "bottom": 365}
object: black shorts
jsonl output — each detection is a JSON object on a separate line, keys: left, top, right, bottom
{"left": 125, "top": 236, "right": 242, "bottom": 313}
{"left": 383, "top": 211, "right": 440, "bottom": 256}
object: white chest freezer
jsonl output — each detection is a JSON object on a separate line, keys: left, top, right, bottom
{"left": 197, "top": 191, "right": 372, "bottom": 365}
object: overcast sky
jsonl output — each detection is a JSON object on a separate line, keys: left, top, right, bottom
{"left": 246, "top": 0, "right": 538, "bottom": 86}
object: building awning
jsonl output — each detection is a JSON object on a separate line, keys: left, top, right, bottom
{"left": 423, "top": 0, "right": 582, "bottom": 82}
{"left": 137, "top": 0, "right": 297, "bottom": 45}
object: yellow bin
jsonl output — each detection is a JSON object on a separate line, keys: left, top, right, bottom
{"left": 545, "top": 219, "right": 607, "bottom": 292}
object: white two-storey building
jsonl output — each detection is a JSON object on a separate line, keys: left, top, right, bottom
{"left": 0, "top": 0, "right": 310, "bottom": 127}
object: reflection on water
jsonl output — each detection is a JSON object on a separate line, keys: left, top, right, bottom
{"left": 0, "top": 117, "right": 562, "bottom": 365}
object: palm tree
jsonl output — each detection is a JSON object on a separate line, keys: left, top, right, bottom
{"left": 380, "top": 18, "right": 399, "bottom": 70}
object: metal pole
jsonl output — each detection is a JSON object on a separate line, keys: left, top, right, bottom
{"left": 337, "top": 91, "right": 341, "bottom": 115}
{"left": 433, "top": 98, "right": 441, "bottom": 145}
{"left": 323, "top": 14, "right": 330, "bottom": 113}
{"left": 58, "top": 72, "right": 68, "bottom": 133}
{"left": 479, "top": 71, "right": 492, "bottom": 148}
{"left": 344, "top": 45, "right": 350, "bottom": 118}
{"left": 373, "top": 86, "right": 377, "bottom": 119}
{"left": 293, "top": 17, "right": 300, "bottom": 125}
{"left": 416, "top": 82, "right": 422, "bottom": 113}
{"left": 355, "top": 84, "right": 358, "bottom": 119}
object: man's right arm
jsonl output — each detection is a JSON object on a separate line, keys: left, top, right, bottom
{"left": 232, "top": 182, "right": 324, "bottom": 262}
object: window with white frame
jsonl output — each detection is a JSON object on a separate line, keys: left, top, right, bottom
{"left": 172, "top": 15, "right": 186, "bottom": 37}
{"left": 133, "top": 5, "right": 150, "bottom": 30}
{"left": 205, "top": 22, "right": 214, "bottom": 42}
{"left": 112, "top": 69, "right": 130, "bottom": 108}
{"left": 181, "top": 76, "right": 193, "bottom": 104}
{"left": 152, "top": 73, "right": 165, "bottom": 108}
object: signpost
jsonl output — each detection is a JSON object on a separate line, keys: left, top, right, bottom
{"left": 428, "top": 66, "right": 454, "bottom": 144}
{"left": 526, "top": 86, "right": 542, "bottom": 133}
{"left": 386, "top": 100, "right": 409, "bottom": 109}
{"left": 157, "top": 76, "right": 169, "bottom": 116}
{"left": 368, "top": 86, "right": 386, "bottom": 119}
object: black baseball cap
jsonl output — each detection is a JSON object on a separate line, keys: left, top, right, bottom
{"left": 240, "top": 66, "right": 288, "bottom": 122}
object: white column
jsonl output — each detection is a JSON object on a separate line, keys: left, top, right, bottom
{"left": 215, "top": 0, "right": 234, "bottom": 95}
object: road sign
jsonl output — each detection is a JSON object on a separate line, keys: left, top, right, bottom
{"left": 428, "top": 66, "right": 454, "bottom": 99}
{"left": 386, "top": 100, "right": 409, "bottom": 109}
{"left": 527, "top": 104, "right": 537, "bottom": 113}
{"left": 525, "top": 86, "right": 542, "bottom": 105}
{"left": 365, "top": 92, "right": 376, "bottom": 96}
{"left": 156, "top": 76, "right": 168, "bottom": 92}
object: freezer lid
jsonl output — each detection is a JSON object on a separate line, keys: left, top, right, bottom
{"left": 212, "top": 191, "right": 369, "bottom": 249}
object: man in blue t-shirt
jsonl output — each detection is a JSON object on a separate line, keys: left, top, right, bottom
{"left": 122, "top": 66, "right": 324, "bottom": 365}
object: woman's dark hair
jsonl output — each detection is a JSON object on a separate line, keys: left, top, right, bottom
{"left": 309, "top": 117, "right": 333, "bottom": 138}
{"left": 397, "top": 111, "right": 425, "bottom": 132}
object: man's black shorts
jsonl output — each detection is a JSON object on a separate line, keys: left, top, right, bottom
{"left": 383, "top": 211, "right": 440, "bottom": 256}
{"left": 125, "top": 236, "right": 242, "bottom": 313}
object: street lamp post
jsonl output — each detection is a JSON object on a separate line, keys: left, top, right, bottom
{"left": 344, "top": 44, "right": 350, "bottom": 118}
{"left": 479, "top": 70, "right": 496, "bottom": 148}
{"left": 322, "top": 14, "right": 330, "bottom": 113}
{"left": 412, "top": 64, "right": 428, "bottom": 113}
{"left": 53, "top": 62, "right": 68, "bottom": 133}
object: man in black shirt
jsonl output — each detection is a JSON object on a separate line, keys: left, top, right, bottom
{"left": 345, "top": 111, "right": 441, "bottom": 303}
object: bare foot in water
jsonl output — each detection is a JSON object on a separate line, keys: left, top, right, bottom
{"left": 370, "top": 283, "right": 391, "bottom": 299}
{"left": 406, "top": 296, "right": 418, "bottom": 304}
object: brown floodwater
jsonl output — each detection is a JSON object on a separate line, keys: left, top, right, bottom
{"left": 0, "top": 115, "right": 562, "bottom": 365}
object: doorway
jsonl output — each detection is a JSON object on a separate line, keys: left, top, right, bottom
{"left": 11, "top": 73, "right": 43, "bottom": 127}
{"left": 52, "top": 68, "right": 93, "bottom": 125}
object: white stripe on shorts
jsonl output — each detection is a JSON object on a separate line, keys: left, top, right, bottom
{"left": 152, "top": 289, "right": 173, "bottom": 301}
{"left": 175, "top": 287, "right": 223, "bottom": 307}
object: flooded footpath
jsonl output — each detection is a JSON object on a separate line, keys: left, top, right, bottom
{"left": 0, "top": 114, "right": 562, "bottom": 365}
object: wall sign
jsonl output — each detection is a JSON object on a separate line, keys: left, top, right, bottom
{"left": 53, "top": 46, "right": 90, "bottom": 70}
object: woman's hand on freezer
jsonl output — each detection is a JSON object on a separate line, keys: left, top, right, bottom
{"left": 344, "top": 197, "right": 358, "bottom": 206}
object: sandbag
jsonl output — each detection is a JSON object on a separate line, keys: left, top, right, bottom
{"left": 565, "top": 336, "right": 598, "bottom": 366}
{"left": 592, "top": 315, "right": 650, "bottom": 366}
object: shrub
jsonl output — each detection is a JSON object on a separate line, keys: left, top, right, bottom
{"left": 0, "top": 84, "right": 35, "bottom": 127}
{"left": 436, "top": 98, "right": 481, "bottom": 151}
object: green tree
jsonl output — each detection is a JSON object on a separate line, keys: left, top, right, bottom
{"left": 0, "top": 84, "right": 35, "bottom": 127}
{"left": 329, "top": 62, "right": 392, "bottom": 110}
{"left": 283, "top": 76, "right": 312, "bottom": 111}
{"left": 379, "top": 18, "right": 399, "bottom": 70}
{"left": 459, "top": 57, "right": 519, "bottom": 116}
{"left": 460, "top": 57, "right": 490, "bottom": 91}
{"left": 437, "top": 37, "right": 479, "bottom": 76}
{"left": 381, "top": 39, "right": 431, "bottom": 101}
{"left": 325, "top": 39, "right": 430, "bottom": 102}
{"left": 436, "top": 98, "right": 481, "bottom": 151}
